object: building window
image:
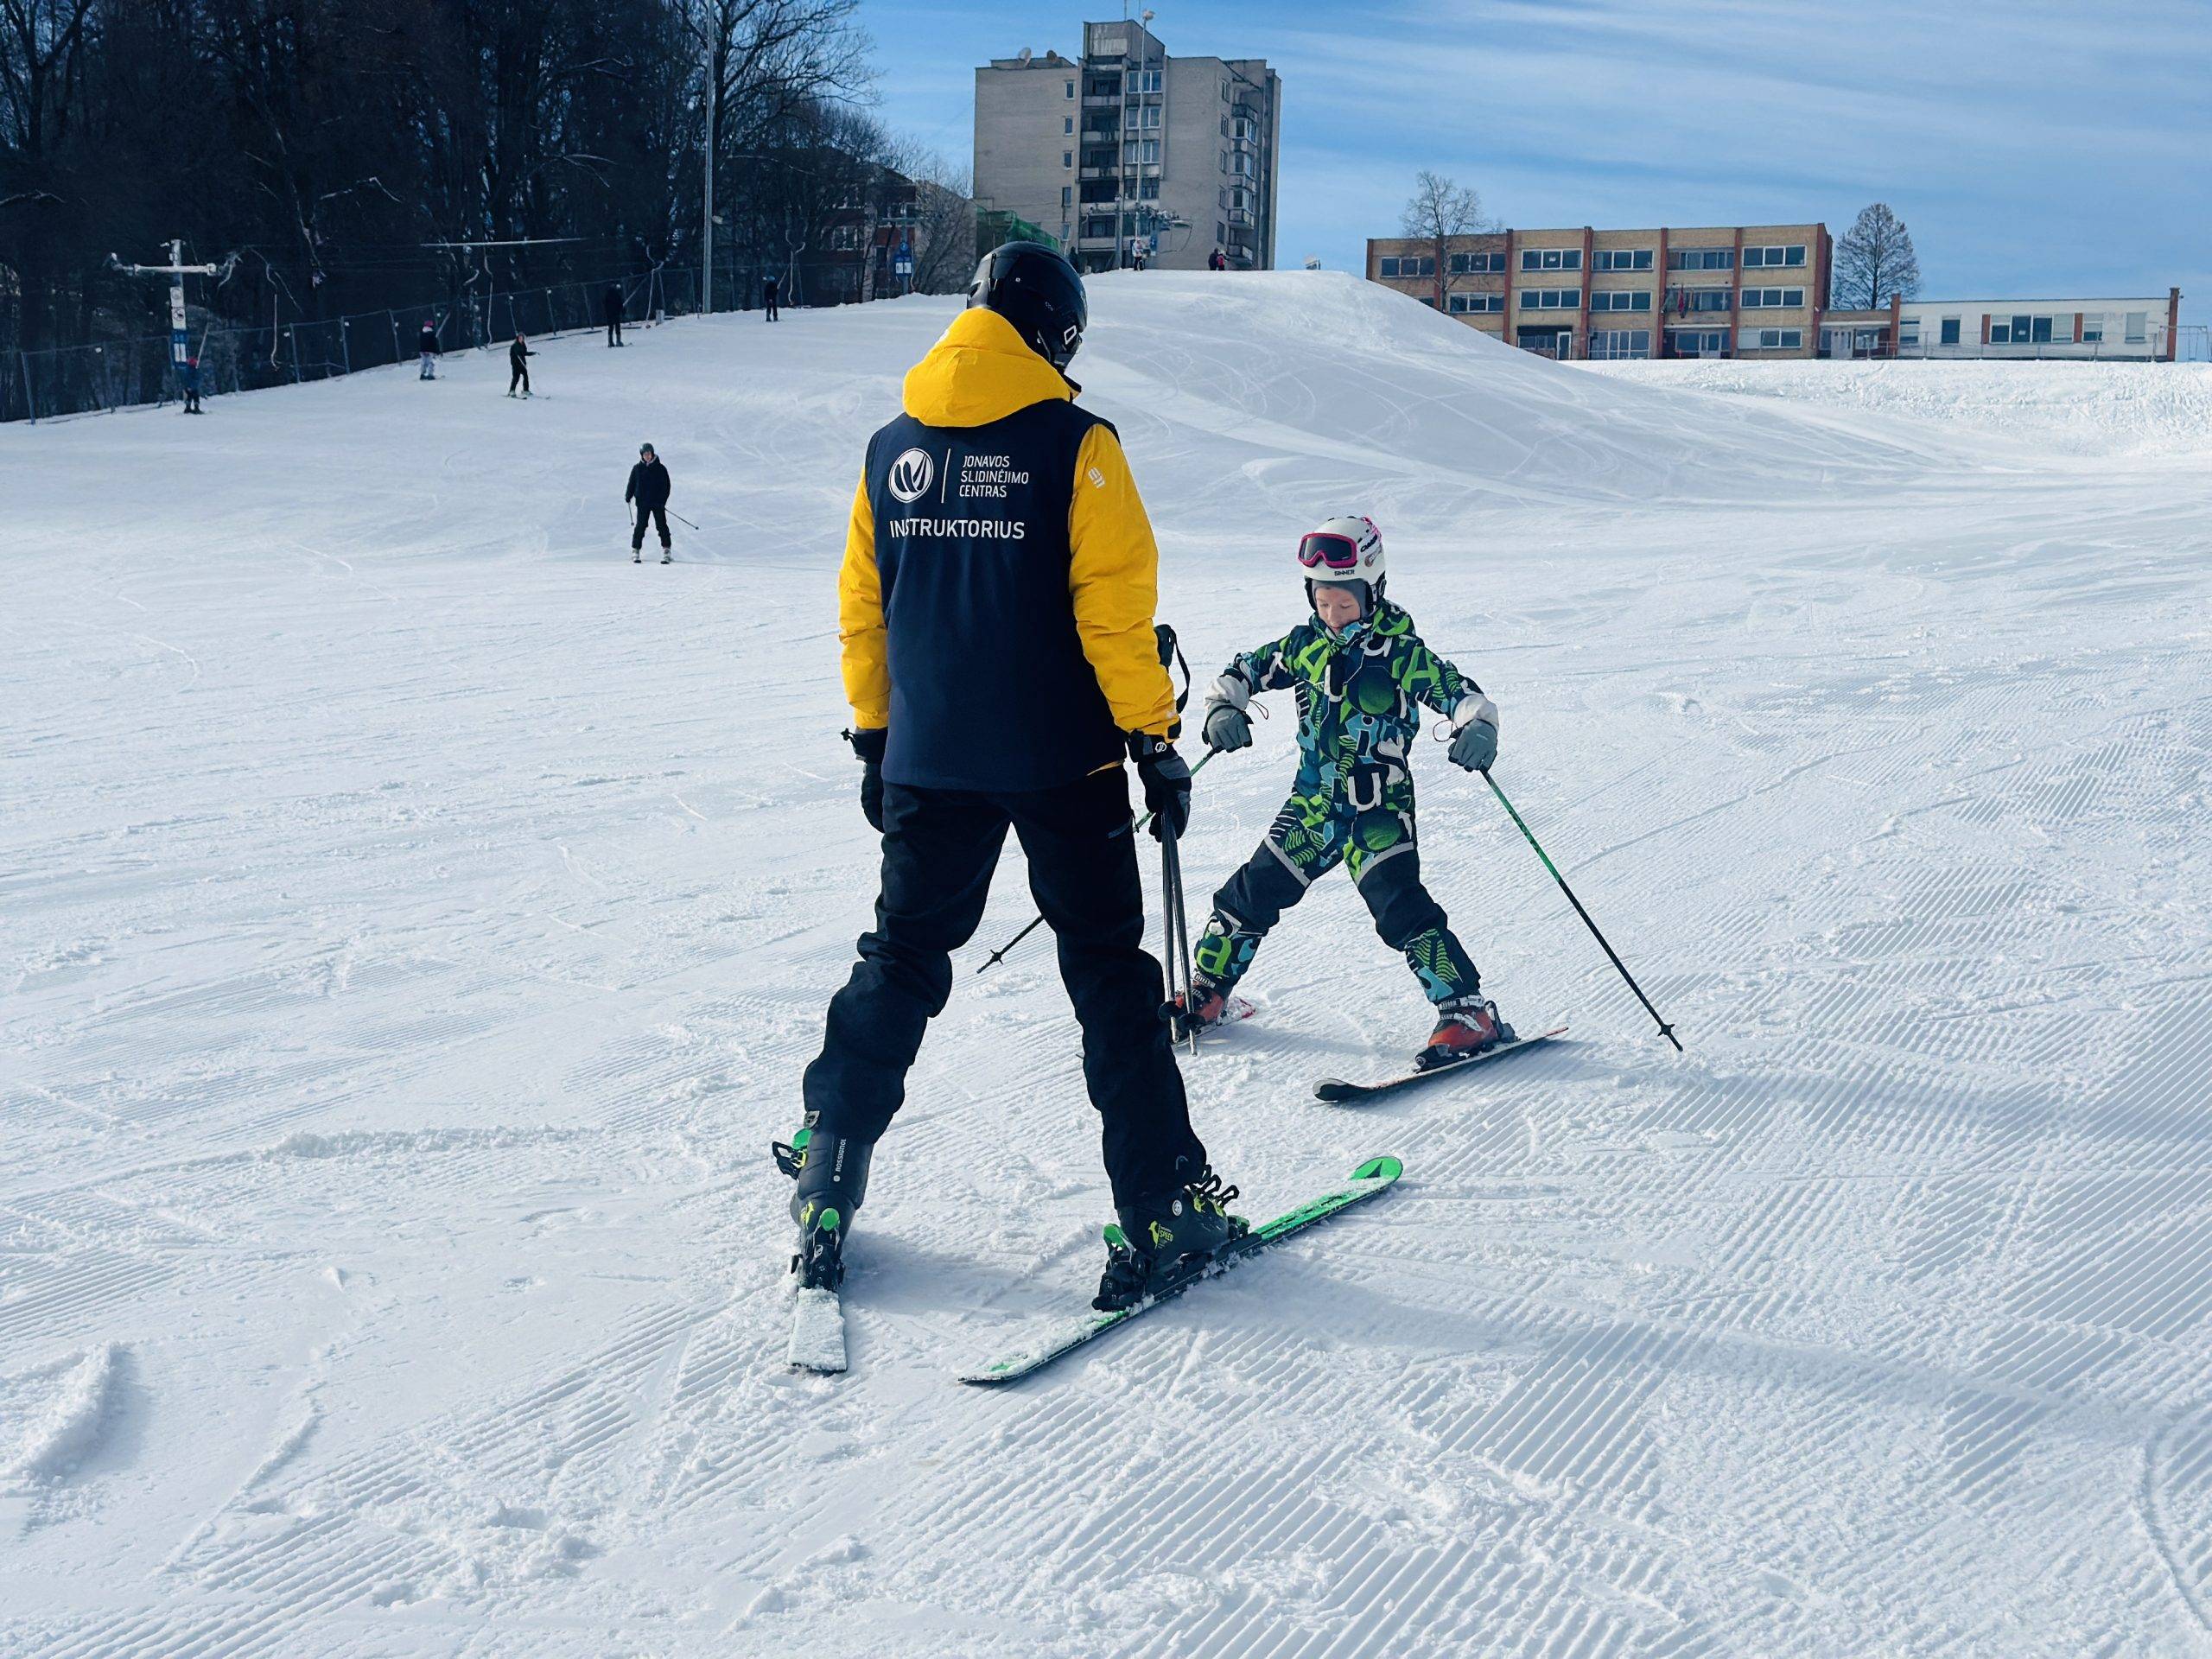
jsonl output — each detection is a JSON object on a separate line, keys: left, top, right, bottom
{"left": 1135, "top": 69, "right": 1160, "bottom": 92}
{"left": 2126, "top": 311, "right": 2147, "bottom": 343}
{"left": 1447, "top": 251, "right": 1505, "bottom": 274}
{"left": 1064, "top": 151, "right": 1072, "bottom": 168}
{"left": 1668, "top": 247, "right": 1735, "bottom": 271}
{"left": 1140, "top": 104, "right": 1161, "bottom": 129}
{"left": 1670, "top": 328, "right": 1731, "bottom": 355}
{"left": 1940, "top": 317, "right": 1961, "bottom": 345}
{"left": 1745, "top": 327, "right": 1802, "bottom": 349}
{"left": 1065, "top": 116, "right": 1074, "bottom": 135}
{"left": 1061, "top": 186, "right": 1073, "bottom": 211}
{"left": 1670, "top": 289, "right": 1732, "bottom": 314}
{"left": 1741, "top": 287, "right": 1805, "bottom": 308}
{"left": 1065, "top": 79, "right": 1075, "bottom": 98}
{"left": 1138, "top": 177, "right": 1160, "bottom": 200}
{"left": 1379, "top": 256, "right": 1399, "bottom": 277}
{"left": 2082, "top": 315, "right": 2103, "bottom": 343}
{"left": 1520, "top": 247, "right": 1582, "bottom": 272}
{"left": 1591, "top": 290, "right": 1651, "bottom": 312}
{"left": 1594, "top": 248, "right": 1654, "bottom": 272}
{"left": 1447, "top": 292, "right": 1504, "bottom": 314}
{"left": 2031, "top": 315, "right": 2054, "bottom": 342}
{"left": 1588, "top": 329, "right": 1650, "bottom": 359}
{"left": 1521, "top": 288, "right": 1580, "bottom": 310}
{"left": 1742, "top": 245, "right": 1807, "bottom": 268}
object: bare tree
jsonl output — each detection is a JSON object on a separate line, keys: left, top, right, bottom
{"left": 1833, "top": 202, "right": 1921, "bottom": 310}
{"left": 1398, "top": 169, "right": 1488, "bottom": 308}
{"left": 880, "top": 143, "right": 971, "bottom": 296}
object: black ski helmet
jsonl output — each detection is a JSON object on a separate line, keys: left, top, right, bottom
{"left": 965, "top": 241, "right": 1087, "bottom": 370}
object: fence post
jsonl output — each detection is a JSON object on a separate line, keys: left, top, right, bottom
{"left": 391, "top": 312, "right": 401, "bottom": 363}
{"left": 289, "top": 327, "right": 301, "bottom": 382}
{"left": 20, "top": 351, "right": 34, "bottom": 423}
{"left": 340, "top": 318, "right": 352, "bottom": 375}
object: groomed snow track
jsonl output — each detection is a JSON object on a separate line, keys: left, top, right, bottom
{"left": 4, "top": 273, "right": 2211, "bottom": 1656}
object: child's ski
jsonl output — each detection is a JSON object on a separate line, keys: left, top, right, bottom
{"left": 957, "top": 1154, "right": 1403, "bottom": 1386}
{"left": 1313, "top": 1025, "right": 1567, "bottom": 1104}
{"left": 787, "top": 1284, "right": 847, "bottom": 1373}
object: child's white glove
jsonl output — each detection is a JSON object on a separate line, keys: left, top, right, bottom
{"left": 1446, "top": 694, "right": 1498, "bottom": 773}
{"left": 1202, "top": 671, "right": 1255, "bottom": 753}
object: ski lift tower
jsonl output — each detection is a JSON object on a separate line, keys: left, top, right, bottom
{"left": 108, "top": 241, "right": 237, "bottom": 391}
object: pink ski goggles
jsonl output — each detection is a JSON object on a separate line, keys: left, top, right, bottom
{"left": 1297, "top": 531, "right": 1363, "bottom": 573}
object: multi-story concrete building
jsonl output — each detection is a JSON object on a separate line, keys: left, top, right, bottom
{"left": 975, "top": 22, "right": 1281, "bottom": 273}
{"left": 1365, "top": 223, "right": 1833, "bottom": 359}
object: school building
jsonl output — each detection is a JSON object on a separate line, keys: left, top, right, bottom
{"left": 1365, "top": 223, "right": 1832, "bottom": 359}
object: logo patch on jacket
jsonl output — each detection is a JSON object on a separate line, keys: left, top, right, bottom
{"left": 888, "top": 448, "right": 935, "bottom": 504}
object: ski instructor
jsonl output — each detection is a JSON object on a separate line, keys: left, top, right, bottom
{"left": 779, "top": 240, "right": 1243, "bottom": 1312}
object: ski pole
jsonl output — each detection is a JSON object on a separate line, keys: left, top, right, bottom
{"left": 976, "top": 747, "right": 1220, "bottom": 974}
{"left": 1160, "top": 813, "right": 1198, "bottom": 1057}
{"left": 669, "top": 510, "right": 700, "bottom": 531}
{"left": 1483, "top": 771, "right": 1682, "bottom": 1052}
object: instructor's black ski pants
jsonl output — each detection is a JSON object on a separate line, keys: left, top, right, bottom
{"left": 802, "top": 767, "right": 1206, "bottom": 1210}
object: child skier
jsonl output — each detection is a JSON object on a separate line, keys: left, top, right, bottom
{"left": 1179, "top": 514, "right": 1508, "bottom": 1068}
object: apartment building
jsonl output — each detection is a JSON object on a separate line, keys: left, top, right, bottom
{"left": 975, "top": 22, "right": 1282, "bottom": 273}
{"left": 1364, "top": 223, "right": 1833, "bottom": 359}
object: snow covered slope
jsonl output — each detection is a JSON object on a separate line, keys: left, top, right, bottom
{"left": 1583, "top": 353, "right": 2212, "bottom": 459}
{"left": 5, "top": 271, "right": 2212, "bottom": 1656}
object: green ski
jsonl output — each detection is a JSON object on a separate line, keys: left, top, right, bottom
{"left": 957, "top": 1155, "right": 1405, "bottom": 1386}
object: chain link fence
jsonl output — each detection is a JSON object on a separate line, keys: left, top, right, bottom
{"left": 3, "top": 267, "right": 702, "bottom": 424}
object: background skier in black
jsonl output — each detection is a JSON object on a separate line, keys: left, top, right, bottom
{"left": 418, "top": 317, "right": 439, "bottom": 379}
{"left": 761, "top": 275, "right": 779, "bottom": 321}
{"left": 507, "top": 333, "right": 533, "bottom": 397}
{"left": 625, "top": 443, "right": 671, "bottom": 563}
{"left": 604, "top": 283, "right": 624, "bottom": 346}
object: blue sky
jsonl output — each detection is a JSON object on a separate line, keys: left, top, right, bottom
{"left": 855, "top": 0, "right": 2209, "bottom": 330}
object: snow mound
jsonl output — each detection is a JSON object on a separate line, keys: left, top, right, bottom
{"left": 1, "top": 1345, "right": 119, "bottom": 1486}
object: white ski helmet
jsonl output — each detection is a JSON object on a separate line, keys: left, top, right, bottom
{"left": 1298, "top": 514, "right": 1386, "bottom": 609}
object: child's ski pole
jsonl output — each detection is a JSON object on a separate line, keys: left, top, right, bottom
{"left": 669, "top": 510, "right": 700, "bottom": 531}
{"left": 1483, "top": 771, "right": 1682, "bottom": 1052}
{"left": 976, "top": 748, "right": 1219, "bottom": 974}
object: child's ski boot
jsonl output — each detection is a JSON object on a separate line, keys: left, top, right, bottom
{"left": 1093, "top": 1160, "right": 1249, "bottom": 1311}
{"left": 1163, "top": 978, "right": 1230, "bottom": 1042}
{"left": 1417, "top": 995, "right": 1510, "bottom": 1071}
{"left": 772, "top": 1116, "right": 874, "bottom": 1292}
{"left": 660, "top": 549, "right": 671, "bottom": 565}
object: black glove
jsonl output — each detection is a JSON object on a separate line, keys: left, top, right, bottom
{"left": 846, "top": 728, "right": 887, "bottom": 830}
{"left": 1128, "top": 732, "right": 1191, "bottom": 841}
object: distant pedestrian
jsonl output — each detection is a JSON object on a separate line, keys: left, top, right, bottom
{"left": 626, "top": 442, "right": 672, "bottom": 564}
{"left": 762, "top": 275, "right": 779, "bottom": 321}
{"left": 1133, "top": 245, "right": 1147, "bottom": 272}
{"left": 419, "top": 317, "right": 440, "bottom": 379}
{"left": 181, "top": 357, "right": 203, "bottom": 414}
{"left": 1209, "top": 248, "right": 1227, "bottom": 272}
{"left": 604, "top": 283, "right": 625, "bottom": 347}
{"left": 507, "top": 333, "right": 533, "bottom": 397}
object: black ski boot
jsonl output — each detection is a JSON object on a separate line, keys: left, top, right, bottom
{"left": 1093, "top": 1160, "right": 1249, "bottom": 1311}
{"left": 772, "top": 1116, "right": 874, "bottom": 1292}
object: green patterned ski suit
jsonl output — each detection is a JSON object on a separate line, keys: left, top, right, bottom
{"left": 1195, "top": 600, "right": 1486, "bottom": 1006}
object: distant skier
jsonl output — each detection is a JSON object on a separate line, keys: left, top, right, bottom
{"left": 418, "top": 317, "right": 440, "bottom": 379}
{"left": 777, "top": 240, "right": 1239, "bottom": 1313}
{"left": 1209, "top": 248, "right": 1228, "bottom": 272}
{"left": 507, "top": 333, "right": 533, "bottom": 397}
{"left": 1177, "top": 515, "right": 1508, "bottom": 1070}
{"left": 1132, "top": 245, "right": 1147, "bottom": 272}
{"left": 604, "top": 283, "right": 624, "bottom": 347}
{"left": 761, "top": 274, "right": 779, "bottom": 321}
{"left": 625, "top": 442, "right": 671, "bottom": 563}
{"left": 181, "top": 357, "right": 203, "bottom": 414}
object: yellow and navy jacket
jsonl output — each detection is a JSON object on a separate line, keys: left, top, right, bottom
{"left": 838, "top": 307, "right": 1177, "bottom": 791}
